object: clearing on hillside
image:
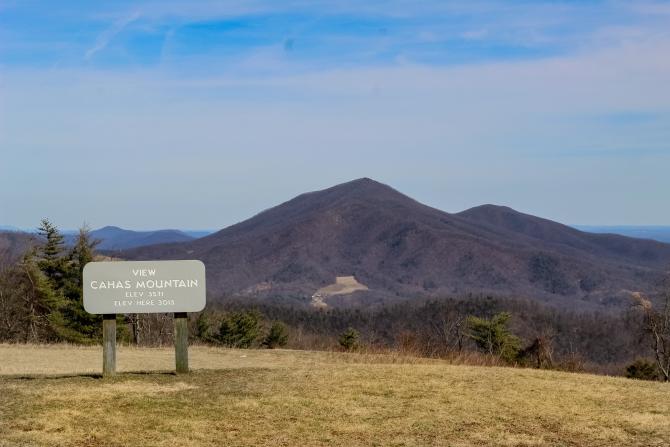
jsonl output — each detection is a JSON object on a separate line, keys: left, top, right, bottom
{"left": 0, "top": 344, "right": 668, "bottom": 446}
{"left": 312, "top": 275, "right": 369, "bottom": 307}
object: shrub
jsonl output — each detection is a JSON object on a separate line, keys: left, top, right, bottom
{"left": 518, "top": 335, "right": 554, "bottom": 369}
{"left": 263, "top": 322, "right": 289, "bottom": 349}
{"left": 339, "top": 327, "right": 360, "bottom": 351}
{"left": 218, "top": 310, "right": 262, "bottom": 348}
{"left": 625, "top": 359, "right": 659, "bottom": 381}
{"left": 556, "top": 352, "right": 585, "bottom": 373}
{"left": 466, "top": 312, "right": 521, "bottom": 363}
{"left": 194, "top": 312, "right": 213, "bottom": 342}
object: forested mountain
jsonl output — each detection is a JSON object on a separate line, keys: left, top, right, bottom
{"left": 123, "top": 178, "right": 670, "bottom": 308}
{"left": 575, "top": 225, "right": 670, "bottom": 243}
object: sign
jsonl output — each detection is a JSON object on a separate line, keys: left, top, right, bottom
{"left": 83, "top": 260, "right": 206, "bottom": 314}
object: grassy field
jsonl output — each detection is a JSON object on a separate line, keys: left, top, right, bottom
{"left": 1, "top": 344, "right": 669, "bottom": 446}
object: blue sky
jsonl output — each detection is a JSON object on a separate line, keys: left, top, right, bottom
{"left": 1, "top": 0, "right": 669, "bottom": 229}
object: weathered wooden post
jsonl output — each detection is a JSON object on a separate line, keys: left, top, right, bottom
{"left": 174, "top": 312, "right": 189, "bottom": 373}
{"left": 102, "top": 314, "right": 117, "bottom": 376}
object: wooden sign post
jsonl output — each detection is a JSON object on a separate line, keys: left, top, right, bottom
{"left": 102, "top": 314, "right": 117, "bottom": 376}
{"left": 83, "top": 260, "right": 206, "bottom": 377}
{"left": 174, "top": 312, "right": 189, "bottom": 373}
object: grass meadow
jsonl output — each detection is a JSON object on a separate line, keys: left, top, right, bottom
{"left": 1, "top": 344, "right": 669, "bottom": 446}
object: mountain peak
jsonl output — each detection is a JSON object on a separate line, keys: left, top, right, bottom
{"left": 122, "top": 178, "right": 670, "bottom": 306}
{"left": 331, "top": 177, "right": 390, "bottom": 192}
{"left": 348, "top": 177, "right": 381, "bottom": 186}
{"left": 227, "top": 177, "right": 416, "bottom": 232}
{"left": 97, "top": 225, "right": 124, "bottom": 232}
{"left": 316, "top": 178, "right": 413, "bottom": 204}
{"left": 458, "top": 204, "right": 520, "bottom": 216}
{"left": 457, "top": 204, "right": 559, "bottom": 235}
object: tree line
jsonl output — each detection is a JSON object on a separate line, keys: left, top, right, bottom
{"left": 201, "top": 295, "right": 663, "bottom": 378}
{"left": 1, "top": 220, "right": 669, "bottom": 381}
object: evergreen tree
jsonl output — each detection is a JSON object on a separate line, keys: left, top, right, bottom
{"left": 195, "top": 312, "right": 213, "bottom": 342}
{"left": 36, "top": 218, "right": 68, "bottom": 290}
{"left": 17, "top": 252, "right": 72, "bottom": 342}
{"left": 61, "top": 226, "right": 101, "bottom": 342}
{"left": 262, "top": 322, "right": 289, "bottom": 349}
{"left": 218, "top": 310, "right": 262, "bottom": 348}
{"left": 466, "top": 312, "right": 521, "bottom": 363}
{"left": 70, "top": 226, "right": 98, "bottom": 277}
{"left": 34, "top": 220, "right": 100, "bottom": 343}
{"left": 338, "top": 327, "right": 360, "bottom": 351}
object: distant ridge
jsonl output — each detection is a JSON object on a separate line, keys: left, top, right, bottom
{"left": 114, "top": 178, "right": 670, "bottom": 308}
{"left": 456, "top": 205, "right": 669, "bottom": 267}
{"left": 86, "top": 226, "right": 195, "bottom": 251}
{"left": 0, "top": 225, "right": 23, "bottom": 232}
{"left": 0, "top": 231, "right": 36, "bottom": 265}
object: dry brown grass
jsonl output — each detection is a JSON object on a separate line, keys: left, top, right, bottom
{"left": 1, "top": 344, "right": 669, "bottom": 446}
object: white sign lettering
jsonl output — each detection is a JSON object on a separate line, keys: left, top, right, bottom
{"left": 83, "top": 260, "right": 206, "bottom": 314}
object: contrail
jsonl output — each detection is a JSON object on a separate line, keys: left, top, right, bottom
{"left": 85, "top": 10, "right": 141, "bottom": 61}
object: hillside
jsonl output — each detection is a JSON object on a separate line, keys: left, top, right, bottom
{"left": 123, "top": 178, "right": 670, "bottom": 308}
{"left": 0, "top": 231, "right": 37, "bottom": 266}
{"left": 1, "top": 344, "right": 669, "bottom": 447}
{"left": 576, "top": 225, "right": 670, "bottom": 243}
{"left": 456, "top": 205, "right": 670, "bottom": 268}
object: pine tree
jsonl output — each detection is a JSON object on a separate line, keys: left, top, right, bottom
{"left": 61, "top": 226, "right": 101, "bottom": 342}
{"left": 36, "top": 218, "right": 67, "bottom": 290}
{"left": 71, "top": 226, "right": 98, "bottom": 277}
{"left": 35, "top": 220, "right": 100, "bottom": 343}
{"left": 338, "top": 327, "right": 360, "bottom": 351}
{"left": 465, "top": 312, "right": 521, "bottom": 363}
{"left": 262, "top": 322, "right": 289, "bottom": 349}
{"left": 17, "top": 252, "right": 71, "bottom": 342}
{"left": 195, "top": 312, "right": 212, "bottom": 342}
{"left": 218, "top": 310, "right": 262, "bottom": 348}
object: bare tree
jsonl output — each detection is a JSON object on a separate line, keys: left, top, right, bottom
{"left": 127, "top": 314, "right": 143, "bottom": 345}
{"left": 518, "top": 334, "right": 554, "bottom": 369}
{"left": 0, "top": 267, "right": 23, "bottom": 340}
{"left": 429, "top": 316, "right": 465, "bottom": 354}
{"left": 633, "top": 292, "right": 670, "bottom": 381}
